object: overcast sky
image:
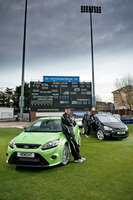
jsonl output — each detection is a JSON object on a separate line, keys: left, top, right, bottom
{"left": 0, "top": 0, "right": 133, "bottom": 102}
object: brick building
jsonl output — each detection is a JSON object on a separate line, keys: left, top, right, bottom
{"left": 96, "top": 101, "right": 113, "bottom": 111}
{"left": 112, "top": 86, "right": 133, "bottom": 110}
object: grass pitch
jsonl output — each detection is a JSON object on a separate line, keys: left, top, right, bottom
{"left": 0, "top": 125, "right": 133, "bottom": 200}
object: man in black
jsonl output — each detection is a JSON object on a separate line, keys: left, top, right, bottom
{"left": 61, "top": 105, "right": 86, "bottom": 163}
{"left": 82, "top": 111, "right": 95, "bottom": 138}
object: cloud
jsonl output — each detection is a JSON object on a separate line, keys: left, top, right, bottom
{"left": 0, "top": 0, "right": 133, "bottom": 102}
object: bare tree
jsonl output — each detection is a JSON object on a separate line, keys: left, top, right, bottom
{"left": 95, "top": 95, "right": 102, "bottom": 110}
{"left": 96, "top": 95, "right": 102, "bottom": 102}
{"left": 114, "top": 74, "right": 133, "bottom": 109}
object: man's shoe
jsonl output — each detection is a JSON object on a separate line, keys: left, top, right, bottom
{"left": 81, "top": 157, "right": 86, "bottom": 162}
{"left": 85, "top": 134, "right": 90, "bottom": 138}
{"left": 74, "top": 159, "right": 83, "bottom": 163}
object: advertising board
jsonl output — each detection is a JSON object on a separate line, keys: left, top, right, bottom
{"left": 43, "top": 76, "right": 79, "bottom": 82}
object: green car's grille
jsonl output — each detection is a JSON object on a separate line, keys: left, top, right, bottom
{"left": 8, "top": 152, "right": 49, "bottom": 167}
{"left": 15, "top": 143, "right": 41, "bottom": 149}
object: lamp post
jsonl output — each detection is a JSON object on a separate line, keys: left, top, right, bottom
{"left": 81, "top": 5, "right": 101, "bottom": 110}
{"left": 20, "top": 0, "right": 28, "bottom": 120}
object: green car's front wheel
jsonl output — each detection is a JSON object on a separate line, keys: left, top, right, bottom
{"left": 62, "top": 143, "right": 70, "bottom": 166}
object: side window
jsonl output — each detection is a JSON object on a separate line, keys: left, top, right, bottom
{"left": 32, "top": 121, "right": 42, "bottom": 130}
{"left": 26, "top": 121, "right": 42, "bottom": 132}
{"left": 95, "top": 118, "right": 99, "bottom": 124}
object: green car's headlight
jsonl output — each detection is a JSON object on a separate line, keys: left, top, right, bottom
{"left": 9, "top": 139, "right": 15, "bottom": 149}
{"left": 42, "top": 139, "right": 60, "bottom": 150}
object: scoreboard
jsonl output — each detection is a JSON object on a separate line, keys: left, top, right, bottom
{"left": 30, "top": 81, "right": 92, "bottom": 111}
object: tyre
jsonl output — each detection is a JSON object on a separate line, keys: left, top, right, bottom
{"left": 78, "top": 133, "right": 81, "bottom": 147}
{"left": 62, "top": 143, "right": 70, "bottom": 165}
{"left": 96, "top": 129, "right": 105, "bottom": 140}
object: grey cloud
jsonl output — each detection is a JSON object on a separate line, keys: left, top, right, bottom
{"left": 0, "top": 0, "right": 133, "bottom": 69}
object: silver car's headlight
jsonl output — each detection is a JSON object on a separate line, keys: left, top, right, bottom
{"left": 42, "top": 139, "right": 59, "bottom": 150}
{"left": 9, "top": 139, "right": 15, "bottom": 149}
{"left": 104, "top": 126, "right": 112, "bottom": 131}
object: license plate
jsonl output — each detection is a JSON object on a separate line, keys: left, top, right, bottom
{"left": 17, "top": 152, "right": 35, "bottom": 158}
{"left": 117, "top": 132, "right": 125, "bottom": 134}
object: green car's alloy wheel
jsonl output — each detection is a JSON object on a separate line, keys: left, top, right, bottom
{"left": 97, "top": 129, "right": 105, "bottom": 140}
{"left": 62, "top": 144, "right": 70, "bottom": 165}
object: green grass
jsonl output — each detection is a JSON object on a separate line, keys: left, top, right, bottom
{"left": 0, "top": 125, "right": 133, "bottom": 200}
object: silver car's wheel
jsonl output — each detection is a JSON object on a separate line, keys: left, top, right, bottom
{"left": 97, "top": 130, "right": 104, "bottom": 140}
{"left": 62, "top": 144, "right": 70, "bottom": 165}
{"left": 78, "top": 134, "right": 81, "bottom": 147}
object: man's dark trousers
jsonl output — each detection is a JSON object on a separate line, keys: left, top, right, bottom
{"left": 64, "top": 128, "right": 81, "bottom": 160}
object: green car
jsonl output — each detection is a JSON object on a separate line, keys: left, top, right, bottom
{"left": 6, "top": 116, "right": 81, "bottom": 167}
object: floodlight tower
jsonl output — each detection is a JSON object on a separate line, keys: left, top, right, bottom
{"left": 20, "top": 0, "right": 28, "bottom": 120}
{"left": 81, "top": 5, "right": 101, "bottom": 110}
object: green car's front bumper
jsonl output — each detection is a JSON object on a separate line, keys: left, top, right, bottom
{"left": 6, "top": 142, "right": 65, "bottom": 168}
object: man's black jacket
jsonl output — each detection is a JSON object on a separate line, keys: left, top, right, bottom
{"left": 61, "top": 112, "right": 73, "bottom": 135}
{"left": 82, "top": 114, "right": 94, "bottom": 126}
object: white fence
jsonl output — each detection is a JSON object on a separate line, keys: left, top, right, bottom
{"left": 0, "top": 108, "right": 14, "bottom": 119}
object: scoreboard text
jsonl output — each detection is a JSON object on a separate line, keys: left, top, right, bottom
{"left": 30, "top": 81, "right": 92, "bottom": 111}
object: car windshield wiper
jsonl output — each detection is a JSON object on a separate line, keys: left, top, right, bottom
{"left": 25, "top": 129, "right": 62, "bottom": 133}
{"left": 52, "top": 130, "right": 62, "bottom": 132}
{"left": 25, "top": 130, "right": 40, "bottom": 132}
{"left": 39, "top": 130, "right": 62, "bottom": 132}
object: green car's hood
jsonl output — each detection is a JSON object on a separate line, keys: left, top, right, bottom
{"left": 14, "top": 131, "right": 63, "bottom": 145}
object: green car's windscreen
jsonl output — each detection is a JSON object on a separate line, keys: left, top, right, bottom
{"left": 25, "top": 119, "right": 62, "bottom": 132}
